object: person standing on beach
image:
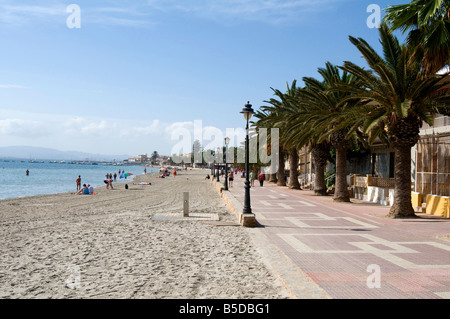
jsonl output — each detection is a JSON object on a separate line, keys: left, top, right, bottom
{"left": 26, "top": 169, "right": 29, "bottom": 176}
{"left": 76, "top": 176, "right": 81, "bottom": 191}
{"left": 114, "top": 173, "right": 117, "bottom": 181}
{"left": 105, "top": 178, "right": 113, "bottom": 189}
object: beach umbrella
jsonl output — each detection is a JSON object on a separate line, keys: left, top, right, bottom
{"left": 120, "top": 172, "right": 133, "bottom": 179}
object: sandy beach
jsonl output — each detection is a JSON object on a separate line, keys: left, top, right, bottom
{"left": 0, "top": 169, "right": 288, "bottom": 299}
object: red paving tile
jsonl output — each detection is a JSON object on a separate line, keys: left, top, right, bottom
{"left": 220, "top": 176, "right": 450, "bottom": 299}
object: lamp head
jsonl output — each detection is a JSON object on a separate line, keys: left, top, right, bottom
{"left": 240, "top": 101, "right": 254, "bottom": 121}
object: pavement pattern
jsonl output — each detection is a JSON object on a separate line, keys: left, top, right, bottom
{"left": 214, "top": 175, "right": 450, "bottom": 299}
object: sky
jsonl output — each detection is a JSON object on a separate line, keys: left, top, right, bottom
{"left": 0, "top": 0, "right": 406, "bottom": 157}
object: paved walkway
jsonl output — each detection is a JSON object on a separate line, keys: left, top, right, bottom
{"left": 213, "top": 175, "right": 450, "bottom": 299}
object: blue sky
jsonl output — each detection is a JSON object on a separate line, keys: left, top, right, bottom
{"left": 0, "top": 0, "right": 405, "bottom": 157}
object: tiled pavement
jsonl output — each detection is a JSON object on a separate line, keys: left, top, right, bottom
{"left": 214, "top": 175, "right": 450, "bottom": 299}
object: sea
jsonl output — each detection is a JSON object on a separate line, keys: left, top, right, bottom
{"left": 0, "top": 159, "right": 160, "bottom": 200}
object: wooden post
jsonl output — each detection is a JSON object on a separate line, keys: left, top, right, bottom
{"left": 183, "top": 192, "right": 189, "bottom": 217}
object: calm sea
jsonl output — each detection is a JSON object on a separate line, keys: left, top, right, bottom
{"left": 0, "top": 159, "right": 159, "bottom": 200}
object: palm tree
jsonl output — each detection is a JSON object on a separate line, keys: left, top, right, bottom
{"left": 264, "top": 82, "right": 303, "bottom": 188}
{"left": 287, "top": 63, "right": 361, "bottom": 202}
{"left": 384, "top": 0, "right": 450, "bottom": 75}
{"left": 151, "top": 151, "right": 159, "bottom": 165}
{"left": 256, "top": 81, "right": 302, "bottom": 188}
{"left": 255, "top": 98, "right": 287, "bottom": 187}
{"left": 337, "top": 23, "right": 450, "bottom": 218}
{"left": 252, "top": 108, "right": 278, "bottom": 183}
{"left": 283, "top": 90, "right": 331, "bottom": 196}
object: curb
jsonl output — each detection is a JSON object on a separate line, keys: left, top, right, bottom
{"left": 209, "top": 178, "right": 330, "bottom": 299}
{"left": 211, "top": 179, "right": 256, "bottom": 227}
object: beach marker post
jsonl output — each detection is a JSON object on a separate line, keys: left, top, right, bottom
{"left": 183, "top": 192, "right": 189, "bottom": 217}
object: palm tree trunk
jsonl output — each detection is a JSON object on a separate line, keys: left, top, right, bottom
{"left": 387, "top": 116, "right": 421, "bottom": 218}
{"left": 288, "top": 148, "right": 301, "bottom": 189}
{"left": 388, "top": 144, "right": 416, "bottom": 218}
{"left": 311, "top": 143, "right": 329, "bottom": 196}
{"left": 277, "top": 148, "right": 286, "bottom": 186}
{"left": 269, "top": 173, "right": 277, "bottom": 183}
{"left": 330, "top": 130, "right": 350, "bottom": 202}
{"left": 333, "top": 144, "right": 350, "bottom": 202}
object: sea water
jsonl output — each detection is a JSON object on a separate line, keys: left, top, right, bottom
{"left": 0, "top": 159, "right": 159, "bottom": 200}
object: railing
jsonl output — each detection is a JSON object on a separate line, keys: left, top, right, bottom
{"left": 350, "top": 174, "right": 395, "bottom": 189}
{"left": 354, "top": 175, "right": 368, "bottom": 187}
{"left": 372, "top": 177, "right": 396, "bottom": 188}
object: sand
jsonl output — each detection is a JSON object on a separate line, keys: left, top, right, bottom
{"left": 0, "top": 169, "right": 288, "bottom": 299}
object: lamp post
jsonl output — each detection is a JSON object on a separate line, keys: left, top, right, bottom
{"left": 212, "top": 150, "right": 216, "bottom": 178}
{"left": 224, "top": 137, "right": 230, "bottom": 191}
{"left": 216, "top": 147, "right": 220, "bottom": 182}
{"left": 241, "top": 101, "right": 254, "bottom": 214}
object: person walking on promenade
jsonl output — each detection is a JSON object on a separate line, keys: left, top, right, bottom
{"left": 250, "top": 170, "right": 255, "bottom": 187}
{"left": 258, "top": 172, "right": 265, "bottom": 187}
{"left": 228, "top": 170, "right": 234, "bottom": 188}
{"left": 76, "top": 176, "right": 81, "bottom": 191}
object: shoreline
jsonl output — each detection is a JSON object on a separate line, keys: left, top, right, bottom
{"left": 0, "top": 169, "right": 289, "bottom": 299}
{"left": 0, "top": 171, "right": 154, "bottom": 202}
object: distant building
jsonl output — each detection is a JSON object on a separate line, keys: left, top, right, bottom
{"left": 137, "top": 154, "right": 148, "bottom": 163}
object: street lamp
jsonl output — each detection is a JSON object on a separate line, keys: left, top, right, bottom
{"left": 240, "top": 101, "right": 254, "bottom": 214}
{"left": 216, "top": 147, "right": 221, "bottom": 182}
{"left": 212, "top": 150, "right": 216, "bottom": 177}
{"left": 224, "top": 137, "right": 230, "bottom": 190}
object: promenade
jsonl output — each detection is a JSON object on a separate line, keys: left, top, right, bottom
{"left": 213, "top": 174, "right": 450, "bottom": 299}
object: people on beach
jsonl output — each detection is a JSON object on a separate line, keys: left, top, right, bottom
{"left": 76, "top": 184, "right": 89, "bottom": 195}
{"left": 104, "top": 178, "right": 113, "bottom": 189}
{"left": 113, "top": 173, "right": 117, "bottom": 181}
{"left": 76, "top": 176, "right": 81, "bottom": 191}
{"left": 26, "top": 169, "right": 29, "bottom": 176}
{"left": 258, "top": 172, "right": 265, "bottom": 187}
{"left": 228, "top": 170, "right": 234, "bottom": 188}
{"left": 88, "top": 184, "right": 94, "bottom": 195}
